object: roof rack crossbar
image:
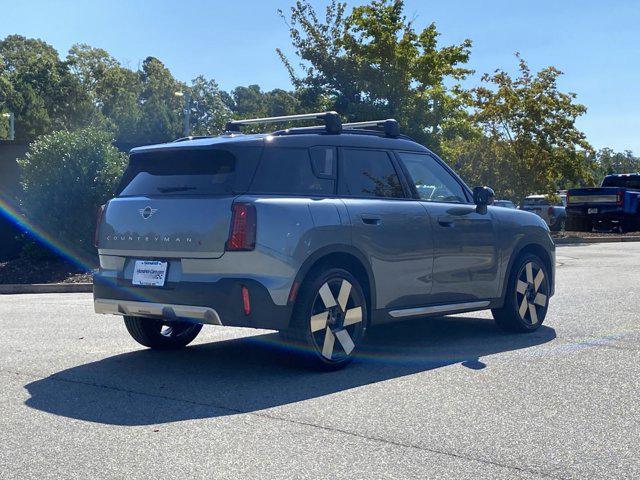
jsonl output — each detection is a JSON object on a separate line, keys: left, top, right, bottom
{"left": 226, "top": 111, "right": 342, "bottom": 134}
{"left": 342, "top": 119, "right": 400, "bottom": 137}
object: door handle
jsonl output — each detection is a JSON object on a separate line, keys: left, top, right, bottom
{"left": 438, "top": 217, "right": 454, "bottom": 227}
{"left": 361, "top": 215, "right": 381, "bottom": 226}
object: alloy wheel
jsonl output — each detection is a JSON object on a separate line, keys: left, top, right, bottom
{"left": 515, "top": 261, "right": 548, "bottom": 325}
{"left": 309, "top": 278, "right": 364, "bottom": 361}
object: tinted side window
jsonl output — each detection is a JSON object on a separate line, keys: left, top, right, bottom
{"left": 340, "top": 149, "right": 405, "bottom": 198}
{"left": 249, "top": 147, "right": 334, "bottom": 195}
{"left": 398, "top": 152, "right": 468, "bottom": 203}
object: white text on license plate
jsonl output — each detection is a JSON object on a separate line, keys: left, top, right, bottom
{"left": 132, "top": 260, "right": 168, "bottom": 287}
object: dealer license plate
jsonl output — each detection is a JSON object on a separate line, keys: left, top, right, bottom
{"left": 132, "top": 260, "right": 168, "bottom": 287}
{"left": 588, "top": 208, "right": 598, "bottom": 214}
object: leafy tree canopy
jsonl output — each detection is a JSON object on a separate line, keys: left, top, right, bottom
{"left": 277, "top": 0, "right": 473, "bottom": 152}
{"left": 445, "top": 55, "right": 595, "bottom": 202}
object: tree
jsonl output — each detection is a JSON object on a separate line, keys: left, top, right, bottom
{"left": 188, "top": 75, "right": 232, "bottom": 136}
{"left": 0, "top": 35, "right": 97, "bottom": 142}
{"left": 224, "top": 85, "right": 300, "bottom": 131}
{"left": 593, "top": 148, "right": 640, "bottom": 181}
{"left": 136, "top": 57, "right": 183, "bottom": 144}
{"left": 446, "top": 55, "right": 595, "bottom": 202}
{"left": 277, "top": 0, "right": 473, "bottom": 152}
{"left": 66, "top": 43, "right": 141, "bottom": 143}
{"left": 17, "top": 127, "right": 127, "bottom": 263}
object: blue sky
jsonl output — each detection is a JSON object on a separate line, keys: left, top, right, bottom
{"left": 2, "top": 0, "right": 639, "bottom": 153}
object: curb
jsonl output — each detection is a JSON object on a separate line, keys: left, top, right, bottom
{"left": 0, "top": 283, "right": 93, "bottom": 295}
{"left": 554, "top": 236, "right": 640, "bottom": 245}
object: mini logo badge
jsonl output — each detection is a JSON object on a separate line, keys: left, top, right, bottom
{"left": 139, "top": 206, "right": 158, "bottom": 219}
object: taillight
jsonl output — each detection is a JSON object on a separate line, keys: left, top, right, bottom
{"left": 617, "top": 191, "right": 623, "bottom": 205}
{"left": 566, "top": 193, "right": 571, "bottom": 204}
{"left": 94, "top": 204, "right": 106, "bottom": 248}
{"left": 225, "top": 203, "right": 256, "bottom": 251}
{"left": 547, "top": 206, "right": 554, "bottom": 216}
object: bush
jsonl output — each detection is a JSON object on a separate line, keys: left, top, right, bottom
{"left": 17, "top": 127, "right": 127, "bottom": 264}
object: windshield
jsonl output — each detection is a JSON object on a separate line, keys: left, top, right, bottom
{"left": 118, "top": 149, "right": 237, "bottom": 196}
{"left": 601, "top": 175, "right": 640, "bottom": 189}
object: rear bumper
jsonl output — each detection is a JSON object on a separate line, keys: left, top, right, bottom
{"left": 93, "top": 273, "right": 292, "bottom": 331}
{"left": 566, "top": 205, "right": 624, "bottom": 221}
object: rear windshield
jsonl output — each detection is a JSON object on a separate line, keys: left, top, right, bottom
{"left": 602, "top": 175, "right": 640, "bottom": 189}
{"left": 118, "top": 148, "right": 255, "bottom": 196}
{"left": 522, "top": 198, "right": 549, "bottom": 206}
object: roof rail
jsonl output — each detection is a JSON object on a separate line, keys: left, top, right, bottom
{"left": 225, "top": 111, "right": 342, "bottom": 134}
{"left": 173, "top": 135, "right": 214, "bottom": 143}
{"left": 342, "top": 119, "right": 400, "bottom": 138}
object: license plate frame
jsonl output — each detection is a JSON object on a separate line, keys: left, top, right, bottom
{"left": 132, "top": 260, "right": 168, "bottom": 287}
{"left": 587, "top": 207, "right": 598, "bottom": 214}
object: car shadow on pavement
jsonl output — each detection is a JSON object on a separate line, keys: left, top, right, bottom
{"left": 24, "top": 315, "right": 556, "bottom": 426}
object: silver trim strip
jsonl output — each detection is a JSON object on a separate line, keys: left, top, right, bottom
{"left": 98, "top": 249, "right": 223, "bottom": 259}
{"left": 94, "top": 299, "right": 223, "bottom": 325}
{"left": 389, "top": 301, "right": 491, "bottom": 318}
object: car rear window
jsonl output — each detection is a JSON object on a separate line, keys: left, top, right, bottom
{"left": 523, "top": 198, "right": 549, "bottom": 206}
{"left": 117, "top": 148, "right": 258, "bottom": 196}
{"left": 248, "top": 147, "right": 335, "bottom": 195}
{"left": 602, "top": 175, "right": 640, "bottom": 189}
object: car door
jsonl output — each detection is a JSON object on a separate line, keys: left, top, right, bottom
{"left": 396, "top": 151, "right": 500, "bottom": 303}
{"left": 338, "top": 148, "right": 433, "bottom": 311}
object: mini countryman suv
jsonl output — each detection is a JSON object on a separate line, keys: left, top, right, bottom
{"left": 94, "top": 112, "right": 555, "bottom": 369}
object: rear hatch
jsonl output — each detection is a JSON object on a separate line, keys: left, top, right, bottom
{"left": 98, "top": 145, "right": 262, "bottom": 258}
{"left": 520, "top": 197, "right": 549, "bottom": 215}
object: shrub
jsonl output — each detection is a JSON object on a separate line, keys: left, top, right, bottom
{"left": 17, "top": 127, "right": 127, "bottom": 265}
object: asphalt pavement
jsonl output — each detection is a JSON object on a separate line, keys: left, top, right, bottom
{"left": 1, "top": 242, "right": 639, "bottom": 479}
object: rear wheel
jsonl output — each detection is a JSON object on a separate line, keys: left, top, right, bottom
{"left": 492, "top": 254, "right": 550, "bottom": 333}
{"left": 123, "top": 316, "right": 202, "bottom": 349}
{"left": 551, "top": 217, "right": 565, "bottom": 232}
{"left": 283, "top": 268, "right": 367, "bottom": 370}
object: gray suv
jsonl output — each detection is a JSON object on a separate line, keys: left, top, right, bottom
{"left": 94, "top": 112, "right": 555, "bottom": 369}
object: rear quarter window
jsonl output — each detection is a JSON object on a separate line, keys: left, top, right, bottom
{"left": 249, "top": 147, "right": 335, "bottom": 195}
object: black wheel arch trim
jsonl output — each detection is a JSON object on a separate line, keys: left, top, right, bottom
{"left": 500, "top": 237, "right": 555, "bottom": 305}
{"left": 290, "top": 244, "right": 377, "bottom": 312}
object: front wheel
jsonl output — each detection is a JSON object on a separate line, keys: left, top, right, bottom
{"left": 124, "top": 316, "right": 202, "bottom": 349}
{"left": 492, "top": 254, "right": 550, "bottom": 333}
{"left": 283, "top": 268, "right": 367, "bottom": 370}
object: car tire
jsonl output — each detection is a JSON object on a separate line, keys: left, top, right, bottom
{"left": 550, "top": 217, "right": 565, "bottom": 232}
{"left": 282, "top": 267, "right": 368, "bottom": 370}
{"left": 492, "top": 253, "right": 550, "bottom": 333}
{"left": 621, "top": 217, "right": 639, "bottom": 233}
{"left": 123, "top": 315, "right": 202, "bottom": 349}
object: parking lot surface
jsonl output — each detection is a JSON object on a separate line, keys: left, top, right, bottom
{"left": 1, "top": 242, "right": 639, "bottom": 479}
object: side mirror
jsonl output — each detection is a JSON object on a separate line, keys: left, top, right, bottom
{"left": 473, "top": 186, "right": 495, "bottom": 213}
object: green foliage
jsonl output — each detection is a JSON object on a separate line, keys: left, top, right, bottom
{"left": 17, "top": 127, "right": 127, "bottom": 262}
{"left": 277, "top": 0, "right": 473, "bottom": 152}
{"left": 224, "top": 84, "right": 301, "bottom": 131}
{"left": 188, "top": 75, "right": 232, "bottom": 136}
{"left": 0, "top": 35, "right": 98, "bottom": 142}
{"left": 593, "top": 148, "right": 640, "bottom": 182}
{"left": 444, "top": 55, "right": 595, "bottom": 202}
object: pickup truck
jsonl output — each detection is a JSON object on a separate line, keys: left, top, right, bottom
{"left": 566, "top": 174, "right": 640, "bottom": 232}
{"left": 520, "top": 195, "right": 566, "bottom": 231}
